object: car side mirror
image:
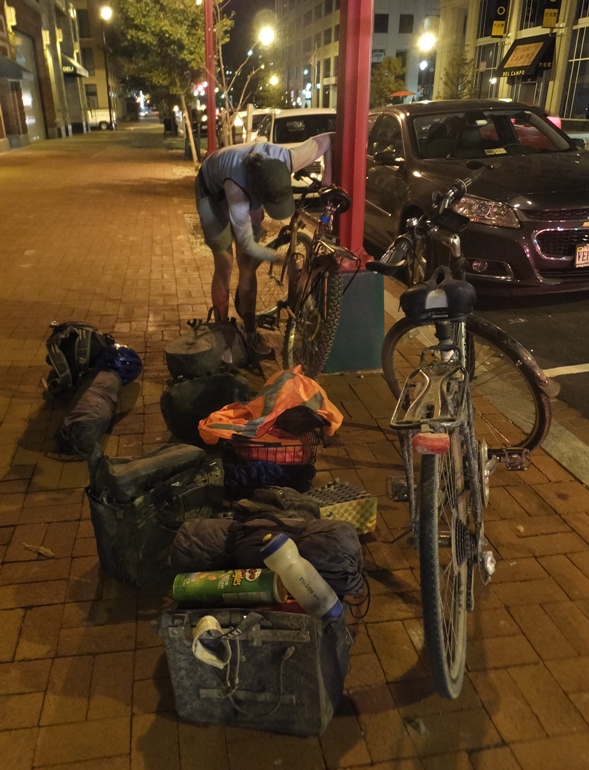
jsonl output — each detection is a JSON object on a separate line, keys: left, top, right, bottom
{"left": 374, "top": 149, "right": 405, "bottom": 171}
{"left": 573, "top": 138, "right": 586, "bottom": 150}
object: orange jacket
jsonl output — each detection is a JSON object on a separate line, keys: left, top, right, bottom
{"left": 198, "top": 366, "right": 343, "bottom": 444}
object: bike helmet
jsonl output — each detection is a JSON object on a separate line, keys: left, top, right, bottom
{"left": 94, "top": 344, "right": 143, "bottom": 385}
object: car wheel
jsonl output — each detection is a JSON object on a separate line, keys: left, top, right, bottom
{"left": 99, "top": 121, "right": 109, "bottom": 130}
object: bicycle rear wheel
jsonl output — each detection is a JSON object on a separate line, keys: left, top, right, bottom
{"left": 420, "top": 425, "right": 470, "bottom": 699}
{"left": 282, "top": 268, "right": 342, "bottom": 378}
{"left": 382, "top": 314, "right": 550, "bottom": 451}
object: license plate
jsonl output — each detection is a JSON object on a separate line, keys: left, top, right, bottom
{"left": 576, "top": 244, "right": 589, "bottom": 267}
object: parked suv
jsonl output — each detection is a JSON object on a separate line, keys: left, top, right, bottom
{"left": 364, "top": 99, "right": 589, "bottom": 295}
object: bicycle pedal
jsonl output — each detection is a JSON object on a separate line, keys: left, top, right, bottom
{"left": 386, "top": 476, "right": 412, "bottom": 502}
{"left": 257, "top": 314, "right": 278, "bottom": 331}
{"left": 501, "top": 449, "right": 530, "bottom": 471}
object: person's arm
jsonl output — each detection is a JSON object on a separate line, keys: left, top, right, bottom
{"left": 288, "top": 132, "right": 334, "bottom": 186}
{"left": 224, "top": 180, "right": 279, "bottom": 262}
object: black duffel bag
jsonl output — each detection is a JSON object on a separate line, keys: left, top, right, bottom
{"left": 160, "top": 374, "right": 251, "bottom": 444}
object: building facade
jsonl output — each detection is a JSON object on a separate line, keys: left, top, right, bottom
{"left": 435, "top": 0, "right": 589, "bottom": 119}
{"left": 275, "top": 0, "right": 440, "bottom": 108}
{"left": 0, "top": 0, "right": 124, "bottom": 153}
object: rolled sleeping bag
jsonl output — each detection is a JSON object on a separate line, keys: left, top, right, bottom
{"left": 55, "top": 370, "right": 122, "bottom": 459}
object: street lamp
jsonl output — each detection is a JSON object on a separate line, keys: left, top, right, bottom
{"left": 258, "top": 26, "right": 275, "bottom": 47}
{"left": 417, "top": 32, "right": 436, "bottom": 53}
{"left": 269, "top": 75, "right": 279, "bottom": 86}
{"left": 99, "top": 6, "right": 114, "bottom": 129}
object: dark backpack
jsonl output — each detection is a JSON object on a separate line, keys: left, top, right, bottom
{"left": 44, "top": 321, "right": 115, "bottom": 398}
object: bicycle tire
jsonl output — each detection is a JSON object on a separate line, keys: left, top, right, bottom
{"left": 234, "top": 232, "right": 313, "bottom": 320}
{"left": 382, "top": 314, "right": 550, "bottom": 452}
{"left": 282, "top": 268, "right": 343, "bottom": 378}
{"left": 419, "top": 427, "right": 469, "bottom": 699}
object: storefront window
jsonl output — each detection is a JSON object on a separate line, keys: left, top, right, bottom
{"left": 578, "top": 0, "right": 589, "bottom": 19}
{"left": 477, "top": 0, "right": 498, "bottom": 38}
{"left": 520, "top": 0, "right": 545, "bottom": 29}
{"left": 474, "top": 43, "right": 501, "bottom": 98}
{"left": 562, "top": 27, "right": 589, "bottom": 117}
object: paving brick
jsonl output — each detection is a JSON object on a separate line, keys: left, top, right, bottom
{"left": 0, "top": 578, "right": 68, "bottom": 609}
{"left": 531, "top": 455, "right": 574, "bottom": 483}
{"left": 546, "top": 657, "right": 589, "bottom": 693}
{"left": 132, "top": 676, "right": 175, "bottom": 714}
{"left": 73, "top": 538, "right": 98, "bottom": 557}
{"left": 466, "top": 607, "right": 521, "bottom": 640}
{"left": 42, "top": 520, "right": 79, "bottom": 558}
{"left": 390, "top": 677, "right": 481, "bottom": 716}
{"left": 35, "top": 716, "right": 131, "bottom": 767}
{"left": 404, "top": 708, "right": 501, "bottom": 757}
{"left": 469, "top": 669, "right": 544, "bottom": 742}
{"left": 0, "top": 607, "right": 24, "bottom": 661}
{"left": 15, "top": 604, "right": 63, "bottom": 660}
{"left": 134, "top": 647, "right": 167, "bottom": 681}
{"left": 509, "top": 604, "right": 577, "bottom": 659}
{"left": 0, "top": 727, "right": 39, "bottom": 770}
{"left": 131, "top": 712, "right": 179, "bottom": 770}
{"left": 4, "top": 522, "right": 48, "bottom": 562}
{"left": 0, "top": 658, "right": 51, "bottom": 695}
{"left": 66, "top": 556, "right": 103, "bottom": 602}
{"left": 466, "top": 635, "right": 539, "bottom": 670}
{"left": 422, "top": 754, "right": 473, "bottom": 770}
{"left": 538, "top": 554, "right": 589, "bottom": 600}
{"left": 57, "top": 622, "right": 137, "bottom": 657}
{"left": 368, "top": 621, "right": 427, "bottom": 682}
{"left": 351, "top": 685, "right": 418, "bottom": 762}
{"left": 512, "top": 734, "right": 589, "bottom": 770}
{"left": 345, "top": 651, "right": 387, "bottom": 689}
{"left": 0, "top": 557, "right": 71, "bottom": 585}
{"left": 34, "top": 759, "right": 130, "bottom": 770}
{"left": 533, "top": 482, "right": 589, "bottom": 515}
{"left": 562, "top": 512, "right": 589, "bottom": 545}
{"left": 492, "top": 578, "right": 569, "bottom": 606}
{"left": 569, "top": 692, "right": 589, "bottom": 724}
{"left": 18, "top": 503, "right": 82, "bottom": 525}
{"left": 543, "top": 601, "right": 589, "bottom": 655}
{"left": 508, "top": 663, "right": 588, "bottom": 735}
{"left": 320, "top": 703, "right": 372, "bottom": 769}
{"left": 225, "top": 733, "right": 325, "bottom": 770}
{"left": 41, "top": 655, "right": 94, "bottom": 725}
{"left": 469, "top": 747, "right": 522, "bottom": 770}
{"left": 0, "top": 691, "right": 44, "bottom": 729}
{"left": 88, "top": 651, "right": 134, "bottom": 720}
{"left": 178, "top": 722, "right": 228, "bottom": 770}
{"left": 0, "top": 493, "right": 25, "bottom": 526}
{"left": 61, "top": 598, "right": 137, "bottom": 629}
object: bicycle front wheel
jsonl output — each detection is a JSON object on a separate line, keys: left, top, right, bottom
{"left": 282, "top": 268, "right": 342, "bottom": 378}
{"left": 420, "top": 426, "right": 470, "bottom": 699}
{"left": 382, "top": 314, "right": 550, "bottom": 451}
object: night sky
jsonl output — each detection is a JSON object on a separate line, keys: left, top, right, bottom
{"left": 223, "top": 0, "right": 276, "bottom": 69}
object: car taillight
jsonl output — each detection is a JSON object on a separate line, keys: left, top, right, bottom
{"left": 547, "top": 115, "right": 562, "bottom": 129}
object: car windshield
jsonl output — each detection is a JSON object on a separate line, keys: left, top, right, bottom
{"left": 273, "top": 114, "right": 336, "bottom": 143}
{"left": 252, "top": 114, "right": 267, "bottom": 130}
{"left": 412, "top": 109, "right": 571, "bottom": 160}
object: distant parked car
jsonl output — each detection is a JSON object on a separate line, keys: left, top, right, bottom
{"left": 256, "top": 107, "right": 336, "bottom": 191}
{"left": 87, "top": 108, "right": 116, "bottom": 131}
{"left": 364, "top": 99, "right": 589, "bottom": 295}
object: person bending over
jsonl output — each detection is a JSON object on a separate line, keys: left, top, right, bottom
{"left": 195, "top": 132, "right": 334, "bottom": 356}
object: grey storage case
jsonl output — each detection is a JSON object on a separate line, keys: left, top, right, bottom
{"left": 156, "top": 608, "right": 351, "bottom": 736}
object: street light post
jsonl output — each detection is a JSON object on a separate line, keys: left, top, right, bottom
{"left": 99, "top": 6, "right": 114, "bottom": 130}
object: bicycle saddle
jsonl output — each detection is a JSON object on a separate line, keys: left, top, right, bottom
{"left": 318, "top": 185, "right": 351, "bottom": 213}
{"left": 400, "top": 265, "right": 476, "bottom": 323}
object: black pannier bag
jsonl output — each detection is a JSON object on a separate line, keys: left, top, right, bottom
{"left": 165, "top": 311, "right": 248, "bottom": 379}
{"left": 55, "top": 370, "right": 122, "bottom": 459}
{"left": 86, "top": 444, "right": 224, "bottom": 588}
{"left": 45, "top": 320, "right": 115, "bottom": 397}
{"left": 156, "top": 608, "right": 351, "bottom": 736}
{"left": 160, "top": 374, "right": 251, "bottom": 444}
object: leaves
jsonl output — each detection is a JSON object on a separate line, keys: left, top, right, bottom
{"left": 439, "top": 53, "right": 475, "bottom": 100}
{"left": 370, "top": 57, "right": 406, "bottom": 108}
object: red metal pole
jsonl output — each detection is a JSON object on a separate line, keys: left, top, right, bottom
{"left": 334, "top": 0, "right": 373, "bottom": 262}
{"left": 204, "top": 0, "right": 217, "bottom": 154}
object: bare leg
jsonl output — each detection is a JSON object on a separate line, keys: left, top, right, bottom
{"left": 236, "top": 246, "right": 258, "bottom": 334}
{"left": 211, "top": 248, "right": 233, "bottom": 322}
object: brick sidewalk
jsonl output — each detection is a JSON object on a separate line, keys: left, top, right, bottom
{"left": 2, "top": 124, "right": 589, "bottom": 770}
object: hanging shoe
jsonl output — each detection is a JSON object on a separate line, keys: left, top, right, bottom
{"left": 246, "top": 331, "right": 275, "bottom": 360}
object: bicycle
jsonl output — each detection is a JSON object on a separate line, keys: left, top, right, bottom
{"left": 366, "top": 174, "right": 556, "bottom": 698}
{"left": 238, "top": 176, "right": 360, "bottom": 378}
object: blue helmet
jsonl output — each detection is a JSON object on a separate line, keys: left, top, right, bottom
{"left": 95, "top": 344, "right": 142, "bottom": 385}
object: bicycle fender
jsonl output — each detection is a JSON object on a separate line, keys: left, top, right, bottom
{"left": 467, "top": 315, "right": 560, "bottom": 398}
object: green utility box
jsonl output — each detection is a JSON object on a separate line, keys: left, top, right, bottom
{"left": 324, "top": 270, "right": 384, "bottom": 373}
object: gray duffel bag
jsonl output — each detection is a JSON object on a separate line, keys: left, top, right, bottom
{"left": 157, "top": 608, "right": 352, "bottom": 736}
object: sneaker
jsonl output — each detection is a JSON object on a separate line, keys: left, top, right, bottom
{"left": 246, "top": 331, "right": 275, "bottom": 360}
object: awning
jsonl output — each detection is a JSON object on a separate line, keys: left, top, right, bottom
{"left": 0, "top": 53, "right": 29, "bottom": 81}
{"left": 61, "top": 55, "right": 88, "bottom": 78}
{"left": 497, "top": 35, "right": 555, "bottom": 78}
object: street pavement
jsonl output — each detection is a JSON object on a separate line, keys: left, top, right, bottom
{"left": 3, "top": 123, "right": 589, "bottom": 769}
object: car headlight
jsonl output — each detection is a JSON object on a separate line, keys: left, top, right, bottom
{"left": 453, "top": 195, "right": 520, "bottom": 229}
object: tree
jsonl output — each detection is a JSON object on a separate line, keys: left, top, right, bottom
{"left": 439, "top": 52, "right": 475, "bottom": 100}
{"left": 370, "top": 57, "right": 405, "bottom": 108}
{"left": 112, "top": 0, "right": 230, "bottom": 165}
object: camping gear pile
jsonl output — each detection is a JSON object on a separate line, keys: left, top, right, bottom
{"left": 42, "top": 317, "right": 377, "bottom": 736}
